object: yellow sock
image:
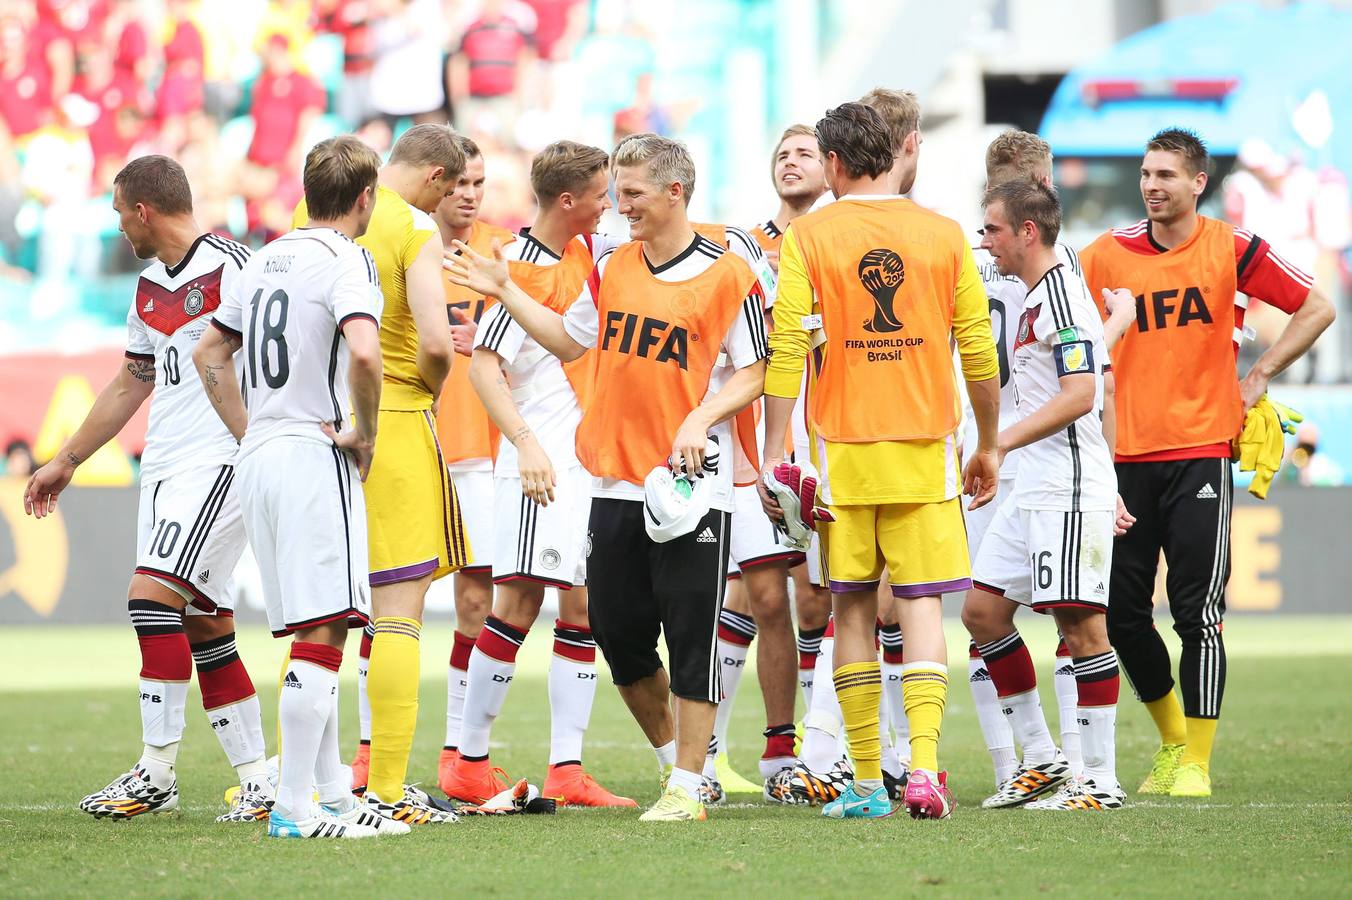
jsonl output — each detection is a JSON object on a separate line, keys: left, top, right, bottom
{"left": 366, "top": 617, "right": 422, "bottom": 803}
{"left": 833, "top": 662, "right": 882, "bottom": 783}
{"left": 1144, "top": 692, "right": 1187, "bottom": 745}
{"left": 901, "top": 663, "right": 948, "bottom": 774}
{"left": 1180, "top": 717, "right": 1218, "bottom": 771}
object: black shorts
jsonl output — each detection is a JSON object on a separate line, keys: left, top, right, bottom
{"left": 585, "top": 498, "right": 731, "bottom": 703}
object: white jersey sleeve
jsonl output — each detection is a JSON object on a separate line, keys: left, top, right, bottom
{"left": 725, "top": 224, "right": 777, "bottom": 308}
{"left": 125, "top": 304, "right": 155, "bottom": 358}
{"left": 475, "top": 301, "right": 529, "bottom": 364}
{"left": 724, "top": 279, "right": 770, "bottom": 369}
{"left": 561, "top": 246, "right": 612, "bottom": 349}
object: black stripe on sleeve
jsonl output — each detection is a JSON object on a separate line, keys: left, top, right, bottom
{"left": 204, "top": 234, "right": 249, "bottom": 269}
{"left": 125, "top": 350, "right": 155, "bottom": 361}
{"left": 1236, "top": 233, "right": 1264, "bottom": 281}
{"left": 740, "top": 287, "right": 769, "bottom": 361}
{"left": 726, "top": 226, "right": 764, "bottom": 262}
{"left": 1046, "top": 268, "right": 1075, "bottom": 331}
{"left": 338, "top": 312, "right": 379, "bottom": 330}
{"left": 211, "top": 319, "right": 242, "bottom": 339}
{"left": 481, "top": 306, "right": 514, "bottom": 352}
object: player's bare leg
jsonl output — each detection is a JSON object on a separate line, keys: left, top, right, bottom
{"left": 616, "top": 669, "right": 677, "bottom": 787}
{"left": 744, "top": 563, "right": 798, "bottom": 779}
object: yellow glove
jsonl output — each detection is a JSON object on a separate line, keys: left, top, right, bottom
{"left": 1234, "top": 395, "right": 1304, "bottom": 500}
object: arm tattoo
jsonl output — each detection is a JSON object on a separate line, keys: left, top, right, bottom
{"left": 509, "top": 425, "right": 533, "bottom": 445}
{"left": 65, "top": 451, "right": 82, "bottom": 466}
{"left": 203, "top": 364, "right": 226, "bottom": 405}
{"left": 127, "top": 358, "right": 155, "bottom": 383}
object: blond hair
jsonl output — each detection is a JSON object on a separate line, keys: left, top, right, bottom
{"left": 389, "top": 123, "right": 466, "bottom": 178}
{"left": 531, "top": 140, "right": 610, "bottom": 205}
{"left": 858, "top": 88, "right": 921, "bottom": 151}
{"left": 303, "top": 135, "right": 382, "bottom": 221}
{"left": 612, "top": 133, "right": 697, "bottom": 204}
{"left": 985, "top": 130, "right": 1052, "bottom": 187}
{"left": 771, "top": 123, "right": 815, "bottom": 178}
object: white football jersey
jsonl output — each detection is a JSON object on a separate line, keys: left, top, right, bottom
{"left": 562, "top": 233, "right": 769, "bottom": 513}
{"left": 473, "top": 230, "right": 621, "bottom": 477}
{"left": 963, "top": 241, "right": 1086, "bottom": 480}
{"left": 214, "top": 227, "right": 383, "bottom": 459}
{"left": 1009, "top": 262, "right": 1116, "bottom": 512}
{"left": 126, "top": 234, "right": 251, "bottom": 484}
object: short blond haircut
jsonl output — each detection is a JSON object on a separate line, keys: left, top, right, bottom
{"left": 531, "top": 140, "right": 610, "bottom": 205}
{"left": 985, "top": 130, "right": 1053, "bottom": 187}
{"left": 455, "top": 133, "right": 482, "bottom": 161}
{"left": 858, "top": 88, "right": 921, "bottom": 150}
{"left": 389, "top": 123, "right": 466, "bottom": 179}
{"left": 771, "top": 123, "right": 815, "bottom": 177}
{"left": 612, "top": 132, "right": 697, "bottom": 204}
{"left": 303, "top": 135, "right": 382, "bottom": 221}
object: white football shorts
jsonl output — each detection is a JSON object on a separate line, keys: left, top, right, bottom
{"left": 135, "top": 464, "right": 245, "bottom": 615}
{"left": 728, "top": 481, "right": 802, "bottom": 578}
{"left": 971, "top": 497, "right": 1113, "bottom": 613}
{"left": 236, "top": 438, "right": 371, "bottom": 636}
{"left": 450, "top": 467, "right": 494, "bottom": 574}
{"left": 491, "top": 464, "right": 590, "bottom": 589}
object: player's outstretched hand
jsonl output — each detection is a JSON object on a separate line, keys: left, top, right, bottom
{"left": 1102, "top": 287, "right": 1135, "bottom": 321}
{"left": 758, "top": 455, "right": 786, "bottom": 522}
{"left": 444, "top": 239, "right": 511, "bottom": 299}
{"left": 1113, "top": 494, "right": 1137, "bottom": 536}
{"left": 450, "top": 306, "right": 477, "bottom": 357}
{"left": 322, "top": 422, "right": 375, "bottom": 482}
{"left": 962, "top": 448, "right": 1000, "bottom": 510}
{"left": 23, "top": 457, "right": 76, "bottom": 519}
{"left": 517, "top": 437, "right": 556, "bottom": 507}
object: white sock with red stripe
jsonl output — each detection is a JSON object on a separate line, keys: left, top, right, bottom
{"left": 968, "top": 641, "right": 1018, "bottom": 785}
{"left": 548, "top": 619, "right": 597, "bottom": 765}
{"left": 800, "top": 631, "right": 845, "bottom": 773}
{"left": 707, "top": 608, "right": 755, "bottom": 775}
{"left": 1053, "top": 638, "right": 1083, "bottom": 779}
{"left": 444, "top": 629, "right": 475, "bottom": 751}
{"left": 275, "top": 643, "right": 342, "bottom": 823}
{"left": 458, "top": 616, "right": 526, "bottom": 760}
{"left": 879, "top": 624, "right": 909, "bottom": 770}
{"left": 357, "top": 622, "right": 374, "bottom": 747}
{"left": 1075, "top": 651, "right": 1120, "bottom": 793}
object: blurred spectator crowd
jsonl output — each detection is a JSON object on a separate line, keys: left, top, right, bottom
{"left": 0, "top": 0, "right": 676, "bottom": 282}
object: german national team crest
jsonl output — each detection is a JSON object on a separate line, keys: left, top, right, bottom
{"left": 540, "top": 549, "right": 561, "bottom": 570}
{"left": 1014, "top": 308, "right": 1037, "bottom": 351}
{"left": 184, "top": 288, "right": 205, "bottom": 316}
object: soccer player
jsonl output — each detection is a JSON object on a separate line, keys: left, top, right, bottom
{"left": 292, "top": 123, "right": 465, "bottom": 821}
{"left": 703, "top": 125, "right": 833, "bottom": 795}
{"left": 962, "top": 130, "right": 1130, "bottom": 792}
{"left": 25, "top": 156, "right": 271, "bottom": 823}
{"left": 967, "top": 180, "right": 1124, "bottom": 810}
{"left": 440, "top": 140, "right": 634, "bottom": 808}
{"left": 429, "top": 135, "right": 516, "bottom": 792}
{"left": 446, "top": 133, "right": 768, "bottom": 822}
{"left": 760, "top": 102, "right": 1001, "bottom": 820}
{"left": 195, "top": 135, "right": 404, "bottom": 839}
{"left": 1080, "top": 128, "right": 1335, "bottom": 798}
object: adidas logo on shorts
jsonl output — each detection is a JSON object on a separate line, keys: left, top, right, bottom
{"left": 696, "top": 526, "right": 717, "bottom": 543}
{"left": 197, "top": 569, "right": 211, "bottom": 583}
{"left": 1196, "top": 483, "right": 1218, "bottom": 499}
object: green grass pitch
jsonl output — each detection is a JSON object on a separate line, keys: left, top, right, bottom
{"left": 1, "top": 617, "right": 1349, "bottom": 898}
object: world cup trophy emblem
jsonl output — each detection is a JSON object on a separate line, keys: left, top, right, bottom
{"left": 858, "top": 249, "right": 905, "bottom": 333}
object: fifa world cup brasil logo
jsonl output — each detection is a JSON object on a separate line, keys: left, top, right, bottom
{"left": 858, "top": 248, "right": 905, "bottom": 333}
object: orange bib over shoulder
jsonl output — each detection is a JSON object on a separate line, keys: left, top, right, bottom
{"left": 792, "top": 198, "right": 964, "bottom": 442}
{"left": 508, "top": 235, "right": 599, "bottom": 411}
{"left": 1081, "top": 216, "right": 1242, "bottom": 457}
{"left": 575, "top": 242, "right": 757, "bottom": 485}
{"left": 436, "top": 220, "right": 515, "bottom": 464}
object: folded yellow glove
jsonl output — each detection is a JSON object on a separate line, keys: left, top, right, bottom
{"left": 1232, "top": 395, "right": 1304, "bottom": 499}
